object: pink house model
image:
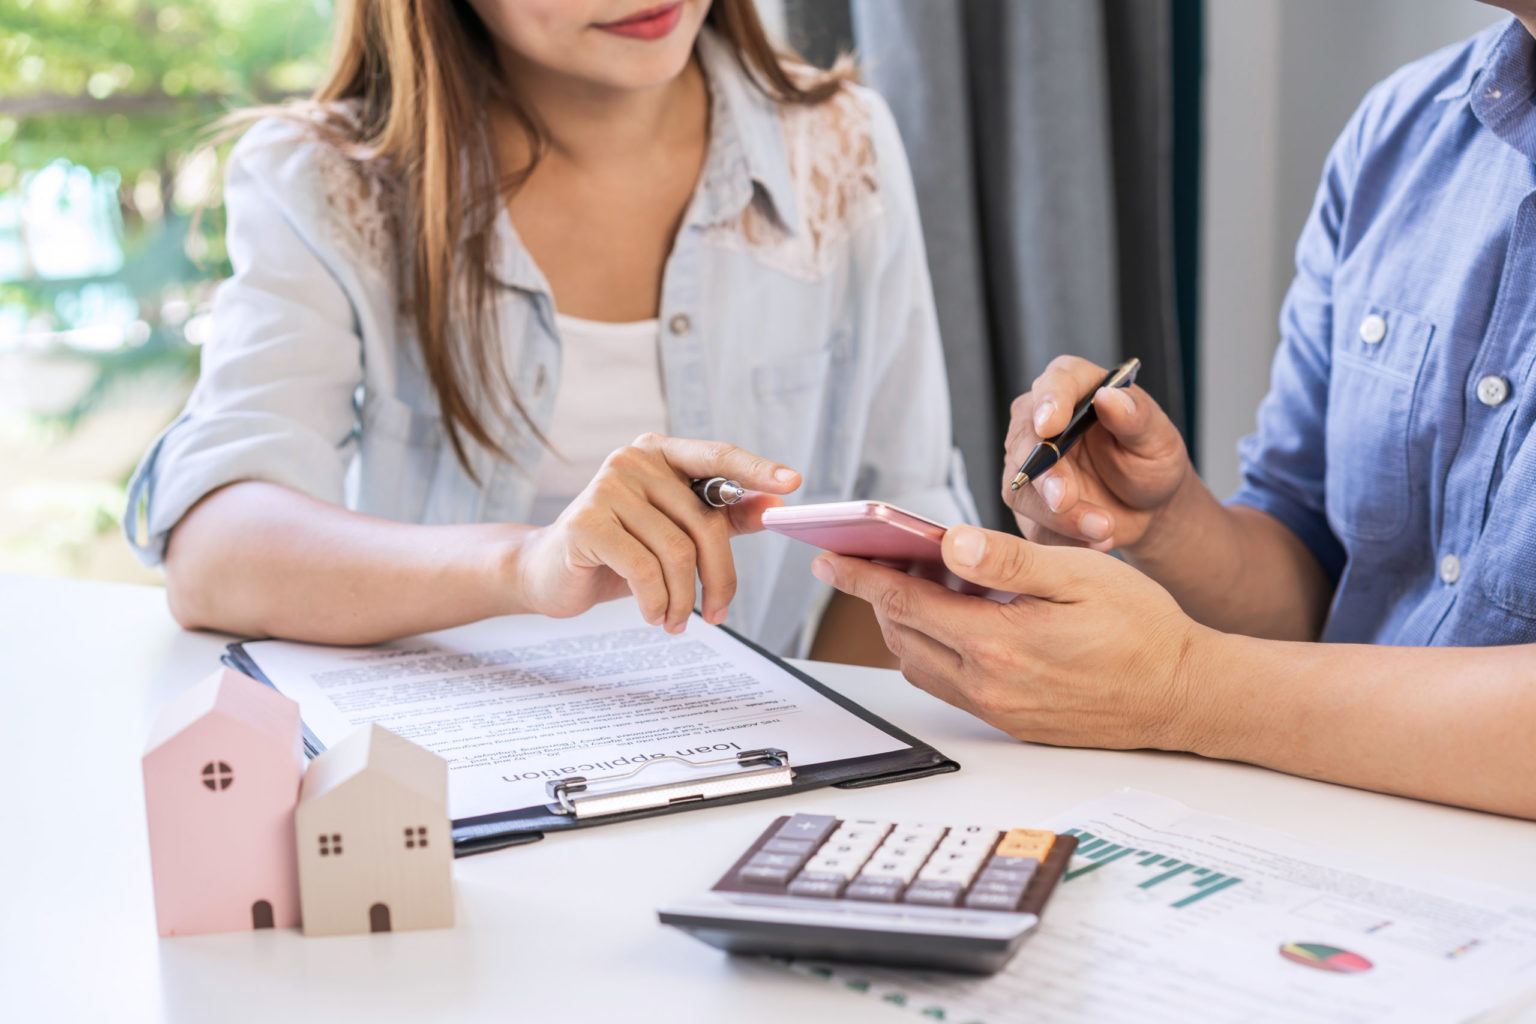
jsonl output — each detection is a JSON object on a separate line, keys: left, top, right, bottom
{"left": 142, "top": 667, "right": 304, "bottom": 936}
{"left": 296, "top": 724, "right": 453, "bottom": 936}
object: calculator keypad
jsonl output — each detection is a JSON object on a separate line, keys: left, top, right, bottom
{"left": 723, "top": 814, "right": 1062, "bottom": 913}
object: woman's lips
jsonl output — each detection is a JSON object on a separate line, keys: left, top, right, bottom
{"left": 595, "top": 3, "right": 684, "bottom": 41}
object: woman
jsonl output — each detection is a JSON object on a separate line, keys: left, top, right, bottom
{"left": 125, "top": 0, "right": 973, "bottom": 659}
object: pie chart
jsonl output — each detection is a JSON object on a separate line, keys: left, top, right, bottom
{"left": 1279, "top": 942, "right": 1374, "bottom": 973}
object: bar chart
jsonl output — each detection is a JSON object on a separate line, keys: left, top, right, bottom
{"left": 1060, "top": 827, "right": 1244, "bottom": 908}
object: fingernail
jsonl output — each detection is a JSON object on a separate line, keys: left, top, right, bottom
{"left": 1098, "top": 387, "right": 1134, "bottom": 415}
{"left": 774, "top": 467, "right": 797, "bottom": 485}
{"left": 811, "top": 556, "right": 835, "bottom": 584}
{"left": 1080, "top": 511, "right": 1112, "bottom": 541}
{"left": 951, "top": 526, "right": 986, "bottom": 567}
{"left": 1041, "top": 476, "right": 1066, "bottom": 512}
{"left": 1033, "top": 400, "right": 1056, "bottom": 434}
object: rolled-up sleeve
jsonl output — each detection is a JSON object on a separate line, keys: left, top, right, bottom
{"left": 1226, "top": 105, "right": 1365, "bottom": 584}
{"left": 855, "top": 93, "right": 978, "bottom": 529}
{"left": 123, "top": 122, "right": 365, "bottom": 567}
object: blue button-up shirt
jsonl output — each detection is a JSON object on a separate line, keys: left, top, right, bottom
{"left": 1233, "top": 17, "right": 1536, "bottom": 646}
{"left": 122, "top": 29, "right": 973, "bottom": 655}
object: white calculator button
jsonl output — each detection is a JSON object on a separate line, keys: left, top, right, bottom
{"left": 823, "top": 840, "right": 879, "bottom": 857}
{"left": 916, "top": 861, "right": 958, "bottom": 881}
{"left": 886, "top": 832, "right": 942, "bottom": 853}
{"left": 926, "top": 870, "right": 979, "bottom": 888}
{"left": 833, "top": 824, "right": 892, "bottom": 844}
{"left": 937, "top": 831, "right": 999, "bottom": 852}
{"left": 861, "top": 859, "right": 921, "bottom": 884}
{"left": 804, "top": 855, "right": 861, "bottom": 879}
{"left": 946, "top": 859, "right": 983, "bottom": 884}
{"left": 858, "top": 861, "right": 901, "bottom": 880}
{"left": 901, "top": 822, "right": 948, "bottom": 834}
{"left": 932, "top": 852, "right": 986, "bottom": 874}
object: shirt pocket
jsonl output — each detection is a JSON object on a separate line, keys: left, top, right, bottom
{"left": 749, "top": 341, "right": 851, "bottom": 498}
{"left": 356, "top": 393, "right": 443, "bottom": 523}
{"left": 1324, "top": 303, "right": 1435, "bottom": 543}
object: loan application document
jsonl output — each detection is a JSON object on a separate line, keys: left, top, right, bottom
{"left": 238, "top": 599, "right": 907, "bottom": 819}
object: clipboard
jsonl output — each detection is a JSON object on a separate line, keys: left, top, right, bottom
{"left": 224, "top": 613, "right": 958, "bottom": 857}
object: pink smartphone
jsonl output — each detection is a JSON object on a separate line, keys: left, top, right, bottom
{"left": 761, "top": 501, "right": 1015, "bottom": 602}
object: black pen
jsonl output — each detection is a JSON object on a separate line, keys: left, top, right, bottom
{"left": 691, "top": 476, "right": 746, "bottom": 507}
{"left": 1010, "top": 357, "right": 1142, "bottom": 491}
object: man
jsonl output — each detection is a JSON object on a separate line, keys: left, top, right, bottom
{"left": 812, "top": 4, "right": 1536, "bottom": 820}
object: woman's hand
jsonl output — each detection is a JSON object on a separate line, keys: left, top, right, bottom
{"left": 1004, "top": 355, "right": 1192, "bottom": 553}
{"left": 810, "top": 524, "right": 1214, "bottom": 751}
{"left": 514, "top": 434, "right": 800, "bottom": 632}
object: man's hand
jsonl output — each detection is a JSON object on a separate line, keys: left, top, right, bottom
{"left": 1004, "top": 356, "right": 1192, "bottom": 553}
{"left": 811, "top": 524, "right": 1213, "bottom": 751}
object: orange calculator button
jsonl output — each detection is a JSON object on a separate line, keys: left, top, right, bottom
{"left": 995, "top": 828, "right": 1055, "bottom": 861}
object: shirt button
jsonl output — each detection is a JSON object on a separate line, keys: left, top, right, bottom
{"left": 1439, "top": 554, "right": 1462, "bottom": 585}
{"left": 1359, "top": 314, "right": 1387, "bottom": 345}
{"left": 1476, "top": 374, "right": 1510, "bottom": 407}
{"left": 668, "top": 313, "right": 692, "bottom": 336}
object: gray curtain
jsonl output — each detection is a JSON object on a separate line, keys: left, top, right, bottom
{"left": 787, "top": 1, "right": 1186, "bottom": 528}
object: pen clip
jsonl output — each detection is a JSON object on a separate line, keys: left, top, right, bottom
{"left": 1106, "top": 356, "right": 1141, "bottom": 390}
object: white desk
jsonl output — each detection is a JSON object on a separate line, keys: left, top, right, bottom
{"left": 5, "top": 575, "right": 1535, "bottom": 1023}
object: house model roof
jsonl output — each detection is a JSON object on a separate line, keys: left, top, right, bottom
{"left": 299, "top": 723, "right": 447, "bottom": 806}
{"left": 144, "top": 667, "right": 300, "bottom": 755}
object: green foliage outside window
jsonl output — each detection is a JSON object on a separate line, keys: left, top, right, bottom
{"left": 0, "top": 0, "right": 331, "bottom": 578}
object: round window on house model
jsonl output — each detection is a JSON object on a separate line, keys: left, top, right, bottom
{"left": 200, "top": 761, "right": 234, "bottom": 791}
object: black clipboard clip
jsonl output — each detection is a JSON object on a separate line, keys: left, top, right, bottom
{"left": 546, "top": 748, "right": 793, "bottom": 820}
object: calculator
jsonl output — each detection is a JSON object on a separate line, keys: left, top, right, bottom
{"left": 657, "top": 814, "right": 1077, "bottom": 974}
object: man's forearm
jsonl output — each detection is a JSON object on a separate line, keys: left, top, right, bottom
{"left": 1125, "top": 474, "right": 1332, "bottom": 640}
{"left": 1181, "top": 631, "right": 1536, "bottom": 820}
{"left": 164, "top": 481, "right": 536, "bottom": 643}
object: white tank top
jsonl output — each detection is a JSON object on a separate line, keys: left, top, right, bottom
{"left": 528, "top": 313, "right": 669, "bottom": 527}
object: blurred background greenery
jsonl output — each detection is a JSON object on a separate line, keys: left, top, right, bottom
{"left": 0, "top": 0, "right": 330, "bottom": 582}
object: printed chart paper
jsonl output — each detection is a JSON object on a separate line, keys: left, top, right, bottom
{"left": 792, "top": 790, "right": 1536, "bottom": 1024}
{"left": 239, "top": 600, "right": 908, "bottom": 819}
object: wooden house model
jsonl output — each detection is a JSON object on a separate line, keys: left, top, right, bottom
{"left": 142, "top": 667, "right": 304, "bottom": 936}
{"left": 295, "top": 723, "right": 453, "bottom": 936}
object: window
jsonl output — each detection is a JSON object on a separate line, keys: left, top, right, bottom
{"left": 318, "top": 833, "right": 342, "bottom": 856}
{"left": 2, "top": 2, "right": 332, "bottom": 586}
{"left": 404, "top": 826, "right": 429, "bottom": 850}
{"left": 200, "top": 761, "right": 233, "bottom": 791}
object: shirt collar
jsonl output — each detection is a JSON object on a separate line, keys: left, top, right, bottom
{"left": 691, "top": 27, "right": 800, "bottom": 234}
{"left": 1435, "top": 16, "right": 1533, "bottom": 113}
{"left": 495, "top": 27, "right": 801, "bottom": 295}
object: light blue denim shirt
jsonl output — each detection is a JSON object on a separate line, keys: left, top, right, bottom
{"left": 1232, "top": 17, "right": 1536, "bottom": 645}
{"left": 124, "top": 30, "right": 974, "bottom": 656}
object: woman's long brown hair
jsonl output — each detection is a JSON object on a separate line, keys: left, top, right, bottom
{"left": 233, "top": 0, "right": 852, "bottom": 477}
